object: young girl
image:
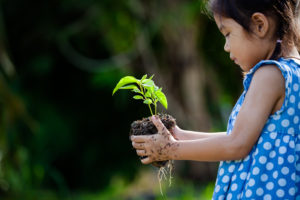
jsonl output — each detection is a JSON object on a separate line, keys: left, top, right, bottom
{"left": 131, "top": 0, "right": 300, "bottom": 198}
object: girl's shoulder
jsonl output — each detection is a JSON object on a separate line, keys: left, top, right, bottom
{"left": 249, "top": 57, "right": 299, "bottom": 73}
{"left": 245, "top": 64, "right": 285, "bottom": 103}
{"left": 243, "top": 58, "right": 300, "bottom": 91}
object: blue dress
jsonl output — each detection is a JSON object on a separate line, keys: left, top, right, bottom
{"left": 213, "top": 58, "right": 300, "bottom": 199}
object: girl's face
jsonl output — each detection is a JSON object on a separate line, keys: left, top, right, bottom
{"left": 214, "top": 15, "right": 274, "bottom": 72}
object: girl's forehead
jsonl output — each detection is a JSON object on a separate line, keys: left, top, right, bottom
{"left": 214, "top": 14, "right": 222, "bottom": 25}
{"left": 214, "top": 15, "right": 233, "bottom": 29}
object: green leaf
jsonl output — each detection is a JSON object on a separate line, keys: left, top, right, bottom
{"left": 112, "top": 76, "right": 139, "bottom": 95}
{"left": 154, "top": 86, "right": 161, "bottom": 92}
{"left": 142, "top": 80, "right": 156, "bottom": 94}
{"left": 143, "top": 84, "right": 155, "bottom": 89}
{"left": 145, "top": 91, "right": 151, "bottom": 98}
{"left": 141, "top": 79, "right": 154, "bottom": 85}
{"left": 120, "top": 84, "right": 138, "bottom": 90}
{"left": 112, "top": 74, "right": 167, "bottom": 114}
{"left": 143, "top": 99, "right": 152, "bottom": 105}
{"left": 144, "top": 85, "right": 154, "bottom": 94}
{"left": 142, "top": 79, "right": 154, "bottom": 88}
{"left": 155, "top": 90, "right": 168, "bottom": 109}
{"left": 141, "top": 74, "right": 147, "bottom": 81}
{"left": 149, "top": 74, "right": 154, "bottom": 80}
{"left": 133, "top": 95, "right": 144, "bottom": 100}
{"left": 132, "top": 88, "right": 141, "bottom": 93}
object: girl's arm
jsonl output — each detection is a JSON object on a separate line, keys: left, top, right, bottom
{"left": 131, "top": 65, "right": 285, "bottom": 163}
{"left": 172, "top": 125, "right": 226, "bottom": 140}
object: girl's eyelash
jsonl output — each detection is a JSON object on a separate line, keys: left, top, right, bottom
{"left": 225, "top": 33, "right": 230, "bottom": 37}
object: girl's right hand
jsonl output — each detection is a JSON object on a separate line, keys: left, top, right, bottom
{"left": 171, "top": 125, "right": 184, "bottom": 140}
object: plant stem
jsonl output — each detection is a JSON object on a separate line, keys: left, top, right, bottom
{"left": 148, "top": 104, "right": 154, "bottom": 116}
{"left": 138, "top": 82, "right": 154, "bottom": 116}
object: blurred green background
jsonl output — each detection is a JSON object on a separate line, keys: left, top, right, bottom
{"left": 0, "top": 0, "right": 244, "bottom": 199}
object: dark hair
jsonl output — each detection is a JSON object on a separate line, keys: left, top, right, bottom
{"left": 209, "top": 0, "right": 300, "bottom": 59}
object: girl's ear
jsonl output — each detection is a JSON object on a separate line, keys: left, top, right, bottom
{"left": 251, "top": 12, "right": 269, "bottom": 38}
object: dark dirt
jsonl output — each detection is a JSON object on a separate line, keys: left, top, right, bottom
{"left": 130, "top": 114, "right": 176, "bottom": 167}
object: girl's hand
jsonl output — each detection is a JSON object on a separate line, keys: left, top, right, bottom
{"left": 171, "top": 125, "right": 184, "bottom": 140}
{"left": 130, "top": 115, "right": 179, "bottom": 164}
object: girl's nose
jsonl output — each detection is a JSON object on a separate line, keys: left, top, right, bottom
{"left": 224, "top": 40, "right": 230, "bottom": 52}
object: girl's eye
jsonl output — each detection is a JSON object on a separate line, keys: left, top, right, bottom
{"left": 225, "top": 32, "right": 230, "bottom": 37}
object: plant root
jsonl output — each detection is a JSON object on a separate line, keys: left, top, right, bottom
{"left": 157, "top": 160, "right": 174, "bottom": 196}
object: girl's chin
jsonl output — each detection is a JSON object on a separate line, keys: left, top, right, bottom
{"left": 239, "top": 65, "right": 249, "bottom": 72}
{"left": 234, "top": 62, "right": 250, "bottom": 72}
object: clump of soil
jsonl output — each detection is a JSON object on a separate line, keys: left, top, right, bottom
{"left": 130, "top": 114, "right": 176, "bottom": 167}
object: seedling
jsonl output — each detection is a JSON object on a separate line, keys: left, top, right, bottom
{"left": 112, "top": 74, "right": 168, "bottom": 115}
{"left": 113, "top": 74, "right": 175, "bottom": 195}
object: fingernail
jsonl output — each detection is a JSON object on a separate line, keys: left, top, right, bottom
{"left": 151, "top": 115, "right": 156, "bottom": 120}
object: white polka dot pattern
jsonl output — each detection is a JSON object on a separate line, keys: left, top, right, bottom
{"left": 213, "top": 58, "right": 300, "bottom": 199}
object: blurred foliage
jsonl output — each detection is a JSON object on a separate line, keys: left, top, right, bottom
{"left": 2, "top": 169, "right": 215, "bottom": 200}
{"left": 0, "top": 0, "right": 242, "bottom": 198}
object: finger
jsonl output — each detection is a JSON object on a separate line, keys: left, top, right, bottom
{"left": 151, "top": 115, "right": 168, "bottom": 135}
{"left": 136, "top": 149, "right": 147, "bottom": 157}
{"left": 131, "top": 135, "right": 149, "bottom": 143}
{"left": 170, "top": 125, "right": 179, "bottom": 140}
{"left": 132, "top": 142, "right": 145, "bottom": 150}
{"left": 141, "top": 156, "right": 152, "bottom": 164}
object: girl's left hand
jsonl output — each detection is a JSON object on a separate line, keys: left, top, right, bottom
{"left": 130, "top": 115, "right": 179, "bottom": 164}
